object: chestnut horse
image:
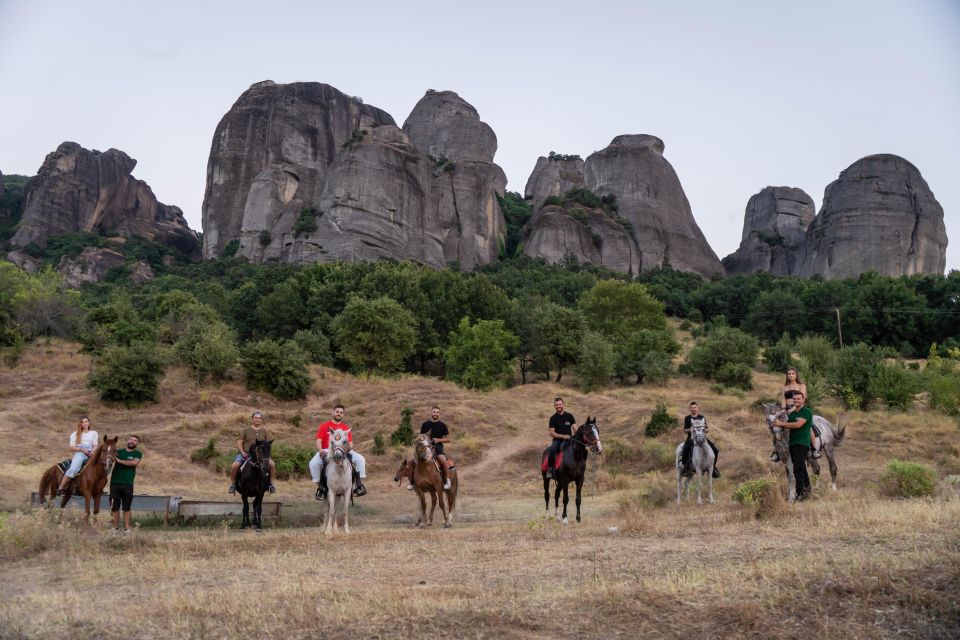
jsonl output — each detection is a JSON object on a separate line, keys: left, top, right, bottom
{"left": 393, "top": 454, "right": 459, "bottom": 528}
{"left": 38, "top": 436, "right": 119, "bottom": 522}
{"left": 397, "top": 434, "right": 458, "bottom": 528}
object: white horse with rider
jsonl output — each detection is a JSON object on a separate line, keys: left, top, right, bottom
{"left": 676, "top": 423, "right": 715, "bottom": 504}
{"left": 324, "top": 428, "right": 354, "bottom": 535}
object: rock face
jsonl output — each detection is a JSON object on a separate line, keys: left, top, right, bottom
{"left": 10, "top": 142, "right": 198, "bottom": 254}
{"left": 524, "top": 156, "right": 584, "bottom": 212}
{"left": 798, "top": 154, "right": 947, "bottom": 278}
{"left": 583, "top": 135, "right": 724, "bottom": 277}
{"left": 722, "top": 187, "right": 816, "bottom": 275}
{"left": 202, "top": 81, "right": 396, "bottom": 259}
{"left": 56, "top": 246, "right": 126, "bottom": 288}
{"left": 521, "top": 204, "right": 641, "bottom": 275}
{"left": 402, "top": 90, "right": 506, "bottom": 268}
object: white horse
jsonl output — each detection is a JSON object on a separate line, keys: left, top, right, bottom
{"left": 764, "top": 404, "right": 845, "bottom": 502}
{"left": 675, "top": 424, "right": 715, "bottom": 504}
{"left": 324, "top": 428, "right": 354, "bottom": 535}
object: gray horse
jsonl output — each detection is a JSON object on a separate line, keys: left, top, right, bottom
{"left": 764, "top": 404, "right": 845, "bottom": 502}
{"left": 675, "top": 423, "right": 715, "bottom": 504}
{"left": 324, "top": 428, "right": 354, "bottom": 535}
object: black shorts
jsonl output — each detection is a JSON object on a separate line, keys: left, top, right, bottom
{"left": 434, "top": 444, "right": 445, "bottom": 457}
{"left": 110, "top": 483, "right": 134, "bottom": 512}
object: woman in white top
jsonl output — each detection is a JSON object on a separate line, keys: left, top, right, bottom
{"left": 56, "top": 416, "right": 99, "bottom": 496}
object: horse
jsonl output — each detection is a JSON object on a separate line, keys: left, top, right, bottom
{"left": 401, "top": 435, "right": 458, "bottom": 529}
{"left": 764, "top": 404, "right": 845, "bottom": 502}
{"left": 237, "top": 439, "right": 272, "bottom": 531}
{"left": 675, "top": 423, "right": 715, "bottom": 504}
{"left": 38, "top": 436, "right": 118, "bottom": 523}
{"left": 324, "top": 428, "right": 354, "bottom": 535}
{"left": 541, "top": 417, "right": 602, "bottom": 524}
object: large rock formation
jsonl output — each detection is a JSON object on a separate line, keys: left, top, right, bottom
{"left": 402, "top": 90, "right": 506, "bottom": 268}
{"left": 524, "top": 155, "right": 584, "bottom": 212}
{"left": 583, "top": 135, "right": 724, "bottom": 277}
{"left": 9, "top": 142, "right": 198, "bottom": 254}
{"left": 521, "top": 204, "right": 641, "bottom": 275}
{"left": 722, "top": 187, "right": 815, "bottom": 275}
{"left": 203, "top": 81, "right": 396, "bottom": 259}
{"left": 798, "top": 154, "right": 947, "bottom": 278}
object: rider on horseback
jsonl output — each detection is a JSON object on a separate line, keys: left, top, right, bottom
{"left": 680, "top": 402, "right": 721, "bottom": 479}
{"left": 309, "top": 405, "right": 367, "bottom": 500}
{"left": 55, "top": 416, "right": 98, "bottom": 496}
{"left": 228, "top": 411, "right": 276, "bottom": 495}
{"left": 545, "top": 397, "right": 576, "bottom": 480}
{"left": 418, "top": 405, "right": 451, "bottom": 491}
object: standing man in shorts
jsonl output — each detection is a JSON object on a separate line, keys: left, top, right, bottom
{"left": 110, "top": 434, "right": 142, "bottom": 532}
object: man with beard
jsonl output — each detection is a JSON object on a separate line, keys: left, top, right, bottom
{"left": 110, "top": 434, "right": 143, "bottom": 532}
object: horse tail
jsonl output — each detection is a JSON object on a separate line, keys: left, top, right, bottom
{"left": 833, "top": 414, "right": 846, "bottom": 447}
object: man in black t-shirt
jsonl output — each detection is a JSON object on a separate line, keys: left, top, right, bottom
{"left": 546, "top": 397, "right": 576, "bottom": 479}
{"left": 680, "top": 401, "right": 720, "bottom": 479}
{"left": 420, "top": 405, "right": 451, "bottom": 490}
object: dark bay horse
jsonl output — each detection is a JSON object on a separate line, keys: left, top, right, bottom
{"left": 542, "top": 418, "right": 602, "bottom": 523}
{"left": 39, "top": 436, "right": 118, "bottom": 523}
{"left": 237, "top": 440, "right": 272, "bottom": 530}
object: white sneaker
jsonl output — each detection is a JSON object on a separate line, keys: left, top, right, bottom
{"left": 443, "top": 479, "right": 451, "bottom": 490}
{"left": 407, "top": 484, "right": 414, "bottom": 491}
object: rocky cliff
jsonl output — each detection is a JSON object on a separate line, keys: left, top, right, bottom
{"left": 798, "top": 154, "right": 947, "bottom": 278}
{"left": 10, "top": 142, "right": 198, "bottom": 254}
{"left": 722, "top": 187, "right": 816, "bottom": 276}
{"left": 524, "top": 154, "right": 585, "bottom": 212}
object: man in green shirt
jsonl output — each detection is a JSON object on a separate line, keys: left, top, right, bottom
{"left": 774, "top": 391, "right": 812, "bottom": 500}
{"left": 110, "top": 434, "right": 143, "bottom": 532}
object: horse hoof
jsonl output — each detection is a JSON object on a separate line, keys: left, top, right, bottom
{"left": 562, "top": 518, "right": 569, "bottom": 524}
{"left": 444, "top": 522, "right": 452, "bottom": 529}
{"left": 575, "top": 516, "right": 581, "bottom": 523}
{"left": 831, "top": 483, "right": 837, "bottom": 491}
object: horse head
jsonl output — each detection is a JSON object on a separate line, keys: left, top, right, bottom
{"left": 691, "top": 423, "right": 707, "bottom": 446}
{"left": 329, "top": 429, "right": 349, "bottom": 464}
{"left": 251, "top": 439, "right": 273, "bottom": 466}
{"left": 764, "top": 403, "right": 790, "bottom": 453}
{"left": 393, "top": 458, "right": 411, "bottom": 484}
{"left": 99, "top": 436, "right": 119, "bottom": 475}
{"left": 414, "top": 434, "right": 434, "bottom": 461}
{"left": 581, "top": 417, "right": 602, "bottom": 455}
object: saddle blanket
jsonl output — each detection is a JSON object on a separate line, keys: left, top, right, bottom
{"left": 57, "top": 459, "right": 86, "bottom": 474}
{"left": 540, "top": 450, "right": 564, "bottom": 473}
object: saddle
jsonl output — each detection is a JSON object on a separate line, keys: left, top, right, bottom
{"left": 540, "top": 445, "right": 568, "bottom": 473}
{"left": 57, "top": 459, "right": 86, "bottom": 474}
{"left": 432, "top": 457, "right": 456, "bottom": 473}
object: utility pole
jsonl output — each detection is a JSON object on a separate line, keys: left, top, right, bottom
{"left": 835, "top": 307, "right": 843, "bottom": 348}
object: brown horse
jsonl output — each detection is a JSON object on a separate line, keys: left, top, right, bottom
{"left": 39, "top": 436, "right": 119, "bottom": 522}
{"left": 397, "top": 434, "right": 458, "bottom": 528}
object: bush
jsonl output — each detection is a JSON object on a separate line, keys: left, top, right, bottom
{"left": 615, "top": 329, "right": 679, "bottom": 384}
{"left": 645, "top": 399, "right": 678, "bottom": 438}
{"left": 868, "top": 362, "right": 917, "bottom": 410}
{"left": 89, "top": 341, "right": 167, "bottom": 406}
{"left": 925, "top": 373, "right": 960, "bottom": 416}
{"left": 241, "top": 339, "right": 311, "bottom": 400}
{"left": 685, "top": 326, "right": 759, "bottom": 380}
{"left": 189, "top": 438, "right": 233, "bottom": 474}
{"left": 880, "top": 459, "right": 937, "bottom": 498}
{"left": 733, "top": 477, "right": 784, "bottom": 518}
{"left": 332, "top": 296, "right": 417, "bottom": 378}
{"left": 794, "top": 336, "right": 836, "bottom": 376}
{"left": 763, "top": 335, "right": 794, "bottom": 373}
{"left": 443, "top": 318, "right": 519, "bottom": 391}
{"left": 390, "top": 406, "right": 415, "bottom": 446}
{"left": 293, "top": 208, "right": 319, "bottom": 237}
{"left": 174, "top": 319, "right": 239, "bottom": 383}
{"left": 831, "top": 343, "right": 888, "bottom": 409}
{"left": 293, "top": 328, "right": 332, "bottom": 365}
{"left": 258, "top": 230, "right": 272, "bottom": 246}
{"left": 715, "top": 362, "right": 753, "bottom": 390}
{"left": 372, "top": 433, "right": 385, "bottom": 456}
{"left": 575, "top": 331, "right": 615, "bottom": 392}
{"left": 272, "top": 444, "right": 314, "bottom": 479}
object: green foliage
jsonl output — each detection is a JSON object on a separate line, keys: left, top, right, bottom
{"left": 240, "top": 339, "right": 311, "bottom": 400}
{"left": 174, "top": 317, "right": 239, "bottom": 383}
{"left": 793, "top": 336, "right": 837, "bottom": 376}
{"left": 272, "top": 444, "right": 314, "bottom": 479}
{"left": 715, "top": 362, "right": 753, "bottom": 390}
{"left": 258, "top": 230, "right": 272, "bottom": 246}
{"left": 575, "top": 331, "right": 615, "bottom": 393}
{"left": 497, "top": 191, "right": 533, "bottom": 259}
{"left": 79, "top": 293, "right": 156, "bottom": 354}
{"left": 372, "top": 433, "right": 385, "bottom": 456}
{"left": 547, "top": 151, "right": 582, "bottom": 161}
{"left": 293, "top": 208, "right": 319, "bottom": 237}
{"left": 1, "top": 264, "right": 81, "bottom": 341}
{"left": 685, "top": 325, "right": 759, "bottom": 381}
{"left": 868, "top": 362, "right": 917, "bottom": 410}
{"left": 645, "top": 399, "right": 678, "bottom": 437}
{"left": 391, "top": 406, "right": 415, "bottom": 446}
{"left": 732, "top": 477, "right": 783, "bottom": 518}
{"left": 292, "top": 328, "right": 332, "bottom": 365}
{"left": 331, "top": 296, "right": 417, "bottom": 377}
{"left": 443, "top": 318, "right": 519, "bottom": 390}
{"left": 0, "top": 173, "right": 29, "bottom": 244}
{"left": 513, "top": 297, "right": 583, "bottom": 382}
{"left": 189, "top": 438, "right": 234, "bottom": 474}
{"left": 223, "top": 239, "right": 240, "bottom": 257}
{"left": 89, "top": 341, "right": 168, "bottom": 406}
{"left": 578, "top": 280, "right": 666, "bottom": 341}
{"left": 614, "top": 329, "right": 678, "bottom": 384}
{"left": 925, "top": 373, "right": 960, "bottom": 416}
{"left": 763, "top": 335, "right": 795, "bottom": 373}
{"left": 880, "top": 460, "right": 937, "bottom": 498}
{"left": 830, "top": 343, "right": 889, "bottom": 409}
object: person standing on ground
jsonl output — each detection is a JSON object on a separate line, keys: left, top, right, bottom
{"left": 110, "top": 434, "right": 142, "bottom": 532}
{"left": 774, "top": 391, "right": 813, "bottom": 501}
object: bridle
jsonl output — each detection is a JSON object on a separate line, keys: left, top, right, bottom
{"left": 767, "top": 409, "right": 788, "bottom": 443}
{"left": 569, "top": 423, "right": 601, "bottom": 453}
{"left": 414, "top": 436, "right": 434, "bottom": 462}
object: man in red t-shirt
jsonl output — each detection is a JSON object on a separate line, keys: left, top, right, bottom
{"left": 308, "top": 404, "right": 367, "bottom": 499}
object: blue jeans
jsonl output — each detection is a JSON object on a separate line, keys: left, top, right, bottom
{"left": 65, "top": 451, "right": 89, "bottom": 478}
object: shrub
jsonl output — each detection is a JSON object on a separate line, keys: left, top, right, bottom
{"left": 174, "top": 319, "right": 239, "bottom": 383}
{"left": 89, "top": 341, "right": 167, "bottom": 406}
{"left": 575, "top": 331, "right": 615, "bottom": 392}
{"left": 293, "top": 328, "right": 332, "bottom": 365}
{"left": 293, "top": 208, "right": 319, "bottom": 237}
{"left": 614, "top": 329, "right": 679, "bottom": 384}
{"left": 579, "top": 280, "right": 667, "bottom": 341}
{"left": 241, "top": 339, "right": 311, "bottom": 400}
{"left": 685, "top": 326, "right": 759, "bottom": 380}
{"left": 868, "top": 362, "right": 917, "bottom": 410}
{"left": 223, "top": 239, "right": 240, "bottom": 257}
{"left": 880, "top": 460, "right": 937, "bottom": 498}
{"left": 332, "top": 296, "right": 417, "bottom": 378}
{"left": 443, "top": 318, "right": 519, "bottom": 391}
{"left": 763, "top": 335, "right": 794, "bottom": 373}
{"left": 794, "top": 336, "right": 836, "bottom": 376}
{"left": 390, "top": 406, "right": 415, "bottom": 446}
{"left": 715, "top": 362, "right": 753, "bottom": 390}
{"left": 732, "top": 477, "right": 783, "bottom": 518}
{"left": 926, "top": 373, "right": 960, "bottom": 416}
{"left": 258, "top": 230, "right": 272, "bottom": 246}
{"left": 645, "top": 399, "right": 678, "bottom": 437}
{"left": 830, "top": 343, "right": 888, "bottom": 409}
{"left": 189, "top": 438, "right": 233, "bottom": 474}
{"left": 272, "top": 444, "right": 314, "bottom": 479}
{"left": 372, "top": 433, "right": 385, "bottom": 456}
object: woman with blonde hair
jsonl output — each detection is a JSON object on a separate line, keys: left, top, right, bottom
{"left": 55, "top": 416, "right": 99, "bottom": 496}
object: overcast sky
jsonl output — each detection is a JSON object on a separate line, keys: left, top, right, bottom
{"left": 2, "top": 0, "right": 958, "bottom": 271}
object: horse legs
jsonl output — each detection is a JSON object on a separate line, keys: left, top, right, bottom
{"left": 543, "top": 475, "right": 551, "bottom": 513}
{"left": 427, "top": 490, "right": 437, "bottom": 526}
{"left": 824, "top": 445, "right": 838, "bottom": 491}
{"left": 253, "top": 493, "right": 263, "bottom": 531}
{"left": 784, "top": 460, "right": 797, "bottom": 503}
{"left": 574, "top": 477, "right": 583, "bottom": 523}
{"left": 561, "top": 481, "right": 570, "bottom": 524}
{"left": 416, "top": 488, "right": 427, "bottom": 529}
{"left": 676, "top": 466, "right": 683, "bottom": 505}
{"left": 696, "top": 468, "right": 703, "bottom": 505}
{"left": 708, "top": 462, "right": 715, "bottom": 504}
{"left": 325, "top": 490, "right": 336, "bottom": 535}
{"left": 241, "top": 495, "right": 250, "bottom": 530}
{"left": 553, "top": 482, "right": 562, "bottom": 522}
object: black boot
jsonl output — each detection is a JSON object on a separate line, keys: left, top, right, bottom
{"left": 681, "top": 465, "right": 694, "bottom": 478}
{"left": 712, "top": 467, "right": 721, "bottom": 479}
{"left": 353, "top": 480, "right": 367, "bottom": 497}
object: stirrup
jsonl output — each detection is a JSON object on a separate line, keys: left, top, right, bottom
{"left": 353, "top": 484, "right": 367, "bottom": 497}
{"left": 712, "top": 468, "right": 721, "bottom": 479}
{"left": 268, "top": 484, "right": 276, "bottom": 494}
{"left": 769, "top": 452, "right": 780, "bottom": 463}
{"left": 227, "top": 484, "right": 236, "bottom": 494}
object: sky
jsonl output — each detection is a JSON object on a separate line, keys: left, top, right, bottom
{"left": 1, "top": 0, "right": 958, "bottom": 271}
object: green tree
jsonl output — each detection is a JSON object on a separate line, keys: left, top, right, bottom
{"left": 742, "top": 290, "right": 806, "bottom": 344}
{"left": 89, "top": 341, "right": 168, "bottom": 406}
{"left": 293, "top": 328, "right": 333, "bottom": 365}
{"left": 830, "top": 343, "right": 890, "bottom": 409}
{"left": 614, "top": 329, "right": 679, "bottom": 384}
{"left": 332, "top": 296, "right": 417, "bottom": 378}
{"left": 578, "top": 280, "right": 666, "bottom": 341}
{"left": 391, "top": 406, "right": 415, "bottom": 446}
{"left": 241, "top": 339, "right": 311, "bottom": 400}
{"left": 685, "top": 326, "right": 759, "bottom": 380}
{"left": 575, "top": 331, "right": 615, "bottom": 392}
{"left": 443, "top": 318, "right": 519, "bottom": 390}
{"left": 174, "top": 317, "right": 239, "bottom": 383}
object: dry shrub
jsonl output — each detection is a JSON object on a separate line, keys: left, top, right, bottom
{"left": 940, "top": 475, "right": 960, "bottom": 500}
{"left": 725, "top": 453, "right": 768, "bottom": 483}
{"left": 0, "top": 510, "right": 156, "bottom": 561}
{"left": 640, "top": 441, "right": 676, "bottom": 470}
{"left": 732, "top": 476, "right": 784, "bottom": 519}
{"left": 880, "top": 459, "right": 937, "bottom": 498}
{"left": 455, "top": 433, "right": 483, "bottom": 464}
{"left": 592, "top": 468, "right": 633, "bottom": 492}
{"left": 617, "top": 475, "right": 674, "bottom": 530}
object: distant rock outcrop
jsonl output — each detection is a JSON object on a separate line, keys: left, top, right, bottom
{"left": 10, "top": 142, "right": 198, "bottom": 254}
{"left": 524, "top": 155, "right": 584, "bottom": 212}
{"left": 402, "top": 90, "right": 506, "bottom": 269}
{"left": 582, "top": 135, "right": 723, "bottom": 277}
{"left": 722, "top": 187, "right": 815, "bottom": 275}
{"left": 798, "top": 154, "right": 947, "bottom": 278}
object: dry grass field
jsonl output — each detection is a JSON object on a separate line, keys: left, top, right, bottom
{"left": 1, "top": 340, "right": 958, "bottom": 639}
